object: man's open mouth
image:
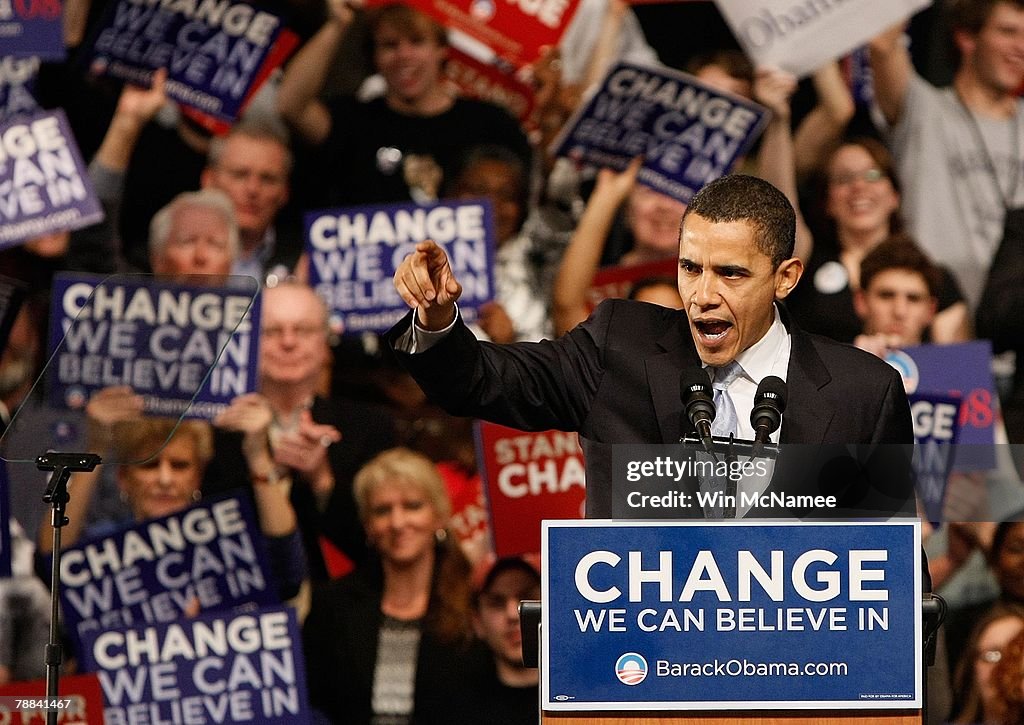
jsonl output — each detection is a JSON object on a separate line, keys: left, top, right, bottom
{"left": 694, "top": 320, "right": 732, "bottom": 340}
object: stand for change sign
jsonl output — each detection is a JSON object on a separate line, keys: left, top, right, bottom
{"left": 551, "top": 61, "right": 769, "bottom": 205}
{"left": 81, "top": 606, "right": 310, "bottom": 724}
{"left": 306, "top": 198, "right": 496, "bottom": 334}
{"left": 48, "top": 274, "right": 260, "bottom": 419}
{"left": 543, "top": 520, "right": 921, "bottom": 711}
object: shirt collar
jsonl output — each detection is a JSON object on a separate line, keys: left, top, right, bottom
{"left": 702, "top": 305, "right": 790, "bottom": 383}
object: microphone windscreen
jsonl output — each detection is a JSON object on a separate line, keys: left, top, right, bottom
{"left": 754, "top": 375, "right": 787, "bottom": 414}
{"left": 679, "top": 367, "right": 712, "bottom": 403}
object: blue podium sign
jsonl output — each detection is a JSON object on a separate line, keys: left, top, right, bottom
{"left": 542, "top": 520, "right": 921, "bottom": 711}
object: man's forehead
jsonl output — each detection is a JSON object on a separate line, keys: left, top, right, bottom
{"left": 866, "top": 269, "right": 930, "bottom": 295}
{"left": 222, "top": 135, "right": 288, "bottom": 164}
{"left": 171, "top": 204, "right": 228, "bottom": 232}
{"left": 263, "top": 286, "right": 327, "bottom": 321}
{"left": 679, "top": 216, "right": 768, "bottom": 260}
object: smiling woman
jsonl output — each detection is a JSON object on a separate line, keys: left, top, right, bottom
{"left": 785, "top": 138, "right": 969, "bottom": 345}
{"left": 302, "top": 447, "right": 481, "bottom": 725}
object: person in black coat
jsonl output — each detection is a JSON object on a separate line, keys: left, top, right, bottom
{"left": 302, "top": 448, "right": 482, "bottom": 724}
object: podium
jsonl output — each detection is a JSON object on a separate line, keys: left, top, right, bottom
{"left": 534, "top": 520, "right": 929, "bottom": 725}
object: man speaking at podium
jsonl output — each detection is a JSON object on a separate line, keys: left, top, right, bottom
{"left": 388, "top": 175, "right": 913, "bottom": 519}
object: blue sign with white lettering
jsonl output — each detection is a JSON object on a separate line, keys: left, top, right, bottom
{"left": 47, "top": 274, "right": 260, "bottom": 419}
{"left": 542, "top": 520, "right": 921, "bottom": 710}
{"left": 0, "top": 56, "right": 41, "bottom": 122}
{"left": 84, "top": 0, "right": 287, "bottom": 123}
{"left": 81, "top": 605, "right": 310, "bottom": 724}
{"left": 305, "top": 198, "right": 496, "bottom": 334}
{"left": 0, "top": 0, "right": 64, "bottom": 60}
{"left": 551, "top": 62, "right": 769, "bottom": 204}
{"left": 0, "top": 463, "right": 10, "bottom": 577}
{"left": 886, "top": 341, "right": 996, "bottom": 470}
{"left": 0, "top": 109, "right": 104, "bottom": 247}
{"left": 909, "top": 392, "right": 962, "bottom": 523}
{"left": 58, "top": 495, "right": 278, "bottom": 657}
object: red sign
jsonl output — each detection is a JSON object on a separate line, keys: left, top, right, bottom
{"left": 0, "top": 674, "right": 105, "bottom": 724}
{"left": 443, "top": 47, "right": 536, "bottom": 124}
{"left": 587, "top": 258, "right": 677, "bottom": 310}
{"left": 371, "top": 0, "right": 581, "bottom": 69}
{"left": 476, "top": 421, "right": 585, "bottom": 557}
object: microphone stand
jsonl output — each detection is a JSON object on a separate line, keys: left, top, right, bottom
{"left": 38, "top": 452, "right": 102, "bottom": 725}
{"left": 680, "top": 435, "right": 781, "bottom": 519}
{"left": 723, "top": 434, "right": 738, "bottom": 519}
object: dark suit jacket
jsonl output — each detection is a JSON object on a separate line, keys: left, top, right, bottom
{"left": 387, "top": 299, "right": 914, "bottom": 518}
{"left": 303, "top": 554, "right": 488, "bottom": 725}
{"left": 204, "top": 395, "right": 396, "bottom": 579}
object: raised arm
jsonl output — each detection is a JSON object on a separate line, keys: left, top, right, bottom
{"left": 276, "top": 0, "right": 360, "bottom": 145}
{"left": 753, "top": 67, "right": 813, "bottom": 263}
{"left": 868, "top": 22, "right": 913, "bottom": 126}
{"left": 793, "top": 61, "right": 855, "bottom": 178}
{"left": 92, "top": 69, "right": 168, "bottom": 173}
{"left": 552, "top": 157, "right": 640, "bottom": 335}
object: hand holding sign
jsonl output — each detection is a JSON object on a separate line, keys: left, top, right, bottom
{"left": 84, "top": 385, "right": 144, "bottom": 450}
{"left": 115, "top": 67, "right": 168, "bottom": 128}
{"left": 327, "top": 0, "right": 364, "bottom": 28}
{"left": 394, "top": 240, "right": 463, "bottom": 330}
{"left": 752, "top": 66, "right": 797, "bottom": 121}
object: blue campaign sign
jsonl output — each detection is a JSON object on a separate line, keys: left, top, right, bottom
{"left": 0, "top": 56, "right": 41, "bottom": 122}
{"left": 305, "top": 198, "right": 496, "bottom": 334}
{"left": 0, "top": 109, "right": 104, "bottom": 248}
{"left": 80, "top": 605, "right": 311, "bottom": 724}
{"left": 550, "top": 61, "right": 770, "bottom": 204}
{"left": 0, "top": 0, "right": 64, "bottom": 60}
{"left": 909, "top": 392, "right": 962, "bottom": 523}
{"left": 542, "top": 520, "right": 921, "bottom": 711}
{"left": 886, "top": 341, "right": 996, "bottom": 469}
{"left": 84, "top": 0, "right": 287, "bottom": 123}
{"left": 58, "top": 495, "right": 279, "bottom": 657}
{"left": 47, "top": 273, "right": 261, "bottom": 419}
{"left": 0, "top": 463, "right": 11, "bottom": 577}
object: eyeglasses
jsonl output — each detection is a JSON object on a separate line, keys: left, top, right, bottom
{"left": 978, "top": 649, "right": 1003, "bottom": 664}
{"left": 262, "top": 324, "right": 325, "bottom": 340}
{"left": 829, "top": 168, "right": 887, "bottom": 186}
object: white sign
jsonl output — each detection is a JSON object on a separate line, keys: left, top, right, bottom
{"left": 714, "top": 0, "right": 932, "bottom": 78}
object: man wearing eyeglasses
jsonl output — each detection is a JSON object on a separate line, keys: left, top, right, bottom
{"left": 206, "top": 281, "right": 396, "bottom": 579}
{"left": 201, "top": 120, "right": 300, "bottom": 284}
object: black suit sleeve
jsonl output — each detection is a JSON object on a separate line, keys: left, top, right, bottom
{"left": 872, "top": 366, "right": 915, "bottom": 445}
{"left": 386, "top": 301, "right": 618, "bottom": 433}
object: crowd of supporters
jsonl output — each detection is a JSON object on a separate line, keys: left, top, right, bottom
{"left": 2, "top": 1, "right": 1024, "bottom": 723}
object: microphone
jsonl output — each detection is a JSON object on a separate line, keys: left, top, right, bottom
{"left": 680, "top": 368, "right": 716, "bottom": 454}
{"left": 751, "top": 375, "right": 787, "bottom": 456}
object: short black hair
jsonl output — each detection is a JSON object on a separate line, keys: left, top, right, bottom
{"left": 860, "top": 236, "right": 941, "bottom": 298}
{"left": 681, "top": 174, "right": 796, "bottom": 268}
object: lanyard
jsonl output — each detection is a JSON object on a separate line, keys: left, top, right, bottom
{"left": 953, "top": 90, "right": 1023, "bottom": 209}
